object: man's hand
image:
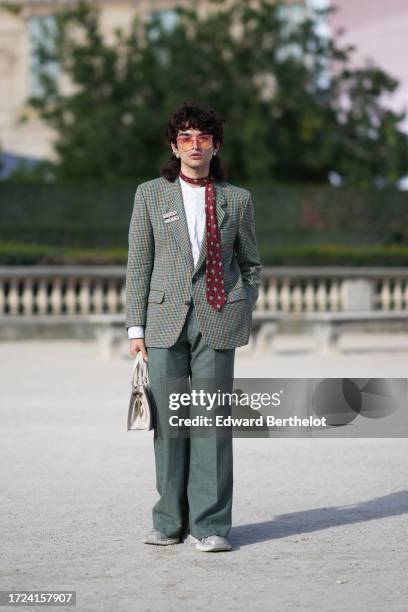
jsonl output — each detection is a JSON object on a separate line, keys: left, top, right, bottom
{"left": 129, "top": 338, "right": 148, "bottom": 361}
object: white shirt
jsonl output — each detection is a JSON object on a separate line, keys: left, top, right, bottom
{"left": 128, "top": 176, "right": 206, "bottom": 339}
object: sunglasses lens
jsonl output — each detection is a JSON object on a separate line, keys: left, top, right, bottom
{"left": 200, "top": 136, "right": 213, "bottom": 149}
{"left": 177, "top": 135, "right": 213, "bottom": 151}
{"left": 180, "top": 139, "right": 192, "bottom": 151}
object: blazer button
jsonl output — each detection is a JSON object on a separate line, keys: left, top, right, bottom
{"left": 184, "top": 299, "right": 191, "bottom": 305}
{"left": 192, "top": 277, "right": 197, "bottom": 284}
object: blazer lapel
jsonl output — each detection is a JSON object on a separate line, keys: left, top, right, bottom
{"left": 165, "top": 177, "right": 227, "bottom": 276}
{"left": 165, "top": 177, "right": 195, "bottom": 273}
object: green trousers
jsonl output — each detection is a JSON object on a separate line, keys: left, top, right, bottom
{"left": 146, "top": 302, "right": 235, "bottom": 539}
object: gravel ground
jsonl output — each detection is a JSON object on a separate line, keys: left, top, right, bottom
{"left": 1, "top": 339, "right": 407, "bottom": 612}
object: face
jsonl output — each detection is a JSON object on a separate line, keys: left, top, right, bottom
{"left": 171, "top": 127, "right": 219, "bottom": 172}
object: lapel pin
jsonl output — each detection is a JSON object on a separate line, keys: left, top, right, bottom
{"left": 164, "top": 215, "right": 180, "bottom": 223}
{"left": 163, "top": 210, "right": 178, "bottom": 219}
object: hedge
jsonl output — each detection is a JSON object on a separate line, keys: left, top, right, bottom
{"left": 2, "top": 241, "right": 408, "bottom": 266}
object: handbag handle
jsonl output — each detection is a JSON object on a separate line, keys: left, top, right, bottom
{"left": 132, "top": 351, "right": 149, "bottom": 388}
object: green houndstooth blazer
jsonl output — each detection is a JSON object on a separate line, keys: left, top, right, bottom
{"left": 125, "top": 175, "right": 263, "bottom": 349}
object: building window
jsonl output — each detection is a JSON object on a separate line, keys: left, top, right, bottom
{"left": 28, "top": 15, "right": 59, "bottom": 98}
{"left": 148, "top": 9, "right": 179, "bottom": 41}
{"left": 147, "top": 9, "right": 179, "bottom": 66}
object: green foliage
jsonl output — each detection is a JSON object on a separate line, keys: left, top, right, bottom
{"left": 3, "top": 241, "right": 408, "bottom": 266}
{"left": 2, "top": 180, "right": 408, "bottom": 259}
{"left": 18, "top": 0, "right": 408, "bottom": 187}
{"left": 1, "top": 2, "right": 24, "bottom": 16}
{"left": 0, "top": 241, "right": 125, "bottom": 265}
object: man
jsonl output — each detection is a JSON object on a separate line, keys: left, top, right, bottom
{"left": 125, "top": 101, "right": 262, "bottom": 552}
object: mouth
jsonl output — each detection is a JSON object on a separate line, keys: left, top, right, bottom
{"left": 189, "top": 153, "right": 202, "bottom": 158}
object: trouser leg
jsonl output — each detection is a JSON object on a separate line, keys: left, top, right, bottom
{"left": 186, "top": 305, "right": 236, "bottom": 538}
{"left": 146, "top": 326, "right": 190, "bottom": 538}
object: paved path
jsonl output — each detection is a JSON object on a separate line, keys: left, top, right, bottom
{"left": 1, "top": 340, "right": 407, "bottom": 611}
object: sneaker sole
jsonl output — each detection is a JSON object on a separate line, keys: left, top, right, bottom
{"left": 195, "top": 543, "right": 232, "bottom": 552}
{"left": 143, "top": 537, "right": 180, "bottom": 545}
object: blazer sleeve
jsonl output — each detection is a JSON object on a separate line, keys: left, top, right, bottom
{"left": 234, "top": 191, "right": 263, "bottom": 311}
{"left": 125, "top": 185, "right": 154, "bottom": 330}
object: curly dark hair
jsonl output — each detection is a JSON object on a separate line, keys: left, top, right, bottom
{"left": 160, "top": 101, "right": 228, "bottom": 182}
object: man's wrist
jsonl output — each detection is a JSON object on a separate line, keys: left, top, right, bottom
{"left": 128, "top": 325, "right": 145, "bottom": 339}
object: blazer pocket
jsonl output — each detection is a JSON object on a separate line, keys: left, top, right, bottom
{"left": 227, "top": 287, "right": 247, "bottom": 303}
{"left": 148, "top": 289, "right": 165, "bottom": 303}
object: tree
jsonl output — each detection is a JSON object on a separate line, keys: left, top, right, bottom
{"left": 27, "top": 0, "right": 408, "bottom": 187}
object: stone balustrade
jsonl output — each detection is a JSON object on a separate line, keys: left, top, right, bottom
{"left": 0, "top": 266, "right": 408, "bottom": 316}
{"left": 1, "top": 266, "right": 408, "bottom": 355}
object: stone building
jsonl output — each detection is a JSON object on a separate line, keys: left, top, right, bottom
{"left": 0, "top": 0, "right": 313, "bottom": 171}
{"left": 329, "top": 0, "right": 408, "bottom": 132}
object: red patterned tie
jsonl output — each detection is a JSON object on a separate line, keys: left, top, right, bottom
{"left": 179, "top": 171, "right": 226, "bottom": 311}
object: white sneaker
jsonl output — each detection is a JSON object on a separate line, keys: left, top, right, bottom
{"left": 195, "top": 535, "right": 232, "bottom": 552}
{"left": 143, "top": 529, "right": 180, "bottom": 545}
{"left": 184, "top": 534, "right": 200, "bottom": 545}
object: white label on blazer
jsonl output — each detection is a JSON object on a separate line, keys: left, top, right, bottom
{"left": 163, "top": 210, "right": 178, "bottom": 218}
{"left": 164, "top": 215, "right": 180, "bottom": 223}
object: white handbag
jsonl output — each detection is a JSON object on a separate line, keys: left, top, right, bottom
{"left": 127, "top": 351, "right": 154, "bottom": 431}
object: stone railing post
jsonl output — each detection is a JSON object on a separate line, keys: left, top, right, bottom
{"left": 340, "top": 278, "right": 375, "bottom": 311}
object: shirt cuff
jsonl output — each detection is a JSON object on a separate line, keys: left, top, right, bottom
{"left": 128, "top": 326, "right": 144, "bottom": 339}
